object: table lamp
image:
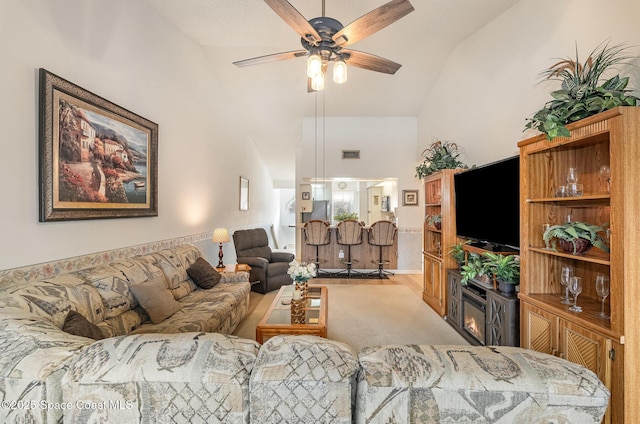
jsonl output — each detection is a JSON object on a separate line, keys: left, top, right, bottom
{"left": 212, "top": 228, "right": 230, "bottom": 269}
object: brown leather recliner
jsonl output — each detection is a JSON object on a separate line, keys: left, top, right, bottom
{"left": 232, "top": 228, "right": 294, "bottom": 293}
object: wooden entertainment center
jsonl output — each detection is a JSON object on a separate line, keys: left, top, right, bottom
{"left": 518, "top": 107, "right": 640, "bottom": 424}
{"left": 422, "top": 169, "right": 460, "bottom": 317}
{"left": 422, "top": 108, "right": 639, "bottom": 423}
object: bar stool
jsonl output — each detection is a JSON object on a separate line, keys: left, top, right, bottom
{"left": 302, "top": 220, "right": 331, "bottom": 276}
{"left": 336, "top": 219, "right": 364, "bottom": 277}
{"left": 367, "top": 220, "right": 397, "bottom": 278}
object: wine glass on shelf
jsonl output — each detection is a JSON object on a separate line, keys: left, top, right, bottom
{"left": 595, "top": 274, "right": 610, "bottom": 319}
{"left": 599, "top": 165, "right": 611, "bottom": 193}
{"left": 568, "top": 276, "right": 583, "bottom": 312}
{"left": 560, "top": 266, "right": 573, "bottom": 305}
{"left": 567, "top": 167, "right": 578, "bottom": 184}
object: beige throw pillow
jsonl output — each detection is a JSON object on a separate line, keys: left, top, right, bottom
{"left": 130, "top": 276, "right": 182, "bottom": 324}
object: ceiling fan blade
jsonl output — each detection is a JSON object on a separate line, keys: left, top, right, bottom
{"left": 343, "top": 49, "right": 402, "bottom": 74}
{"left": 264, "top": 0, "right": 321, "bottom": 44}
{"left": 233, "top": 50, "right": 307, "bottom": 67}
{"left": 332, "top": 0, "right": 414, "bottom": 47}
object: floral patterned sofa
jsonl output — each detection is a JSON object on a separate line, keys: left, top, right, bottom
{"left": 0, "top": 244, "right": 255, "bottom": 423}
{"left": 0, "top": 242, "right": 610, "bottom": 424}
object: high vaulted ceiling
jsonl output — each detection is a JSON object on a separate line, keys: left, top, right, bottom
{"left": 143, "top": 0, "right": 519, "bottom": 183}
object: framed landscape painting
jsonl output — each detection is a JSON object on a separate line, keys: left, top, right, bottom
{"left": 39, "top": 69, "right": 158, "bottom": 221}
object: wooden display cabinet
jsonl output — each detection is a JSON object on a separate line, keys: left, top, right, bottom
{"left": 422, "top": 169, "right": 461, "bottom": 316}
{"left": 518, "top": 107, "right": 640, "bottom": 424}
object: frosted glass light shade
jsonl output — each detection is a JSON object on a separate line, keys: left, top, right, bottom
{"left": 311, "top": 73, "right": 325, "bottom": 91}
{"left": 307, "top": 53, "right": 323, "bottom": 78}
{"left": 333, "top": 59, "right": 347, "bottom": 84}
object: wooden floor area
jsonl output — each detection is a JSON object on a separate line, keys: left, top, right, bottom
{"left": 311, "top": 273, "right": 422, "bottom": 298}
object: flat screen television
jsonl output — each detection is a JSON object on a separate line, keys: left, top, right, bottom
{"left": 454, "top": 156, "right": 520, "bottom": 250}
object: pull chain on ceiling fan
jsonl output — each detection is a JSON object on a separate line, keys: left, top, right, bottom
{"left": 233, "top": 0, "right": 414, "bottom": 91}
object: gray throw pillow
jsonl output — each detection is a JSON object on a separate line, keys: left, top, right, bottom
{"left": 187, "top": 257, "right": 222, "bottom": 289}
{"left": 62, "top": 310, "right": 105, "bottom": 340}
{"left": 130, "top": 276, "right": 183, "bottom": 324}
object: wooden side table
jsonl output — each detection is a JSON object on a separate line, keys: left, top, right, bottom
{"left": 217, "top": 263, "right": 251, "bottom": 273}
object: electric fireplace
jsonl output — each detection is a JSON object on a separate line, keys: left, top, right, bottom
{"left": 462, "top": 293, "right": 486, "bottom": 345}
{"left": 446, "top": 270, "right": 520, "bottom": 347}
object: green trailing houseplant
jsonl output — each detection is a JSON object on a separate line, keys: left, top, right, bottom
{"left": 525, "top": 41, "right": 639, "bottom": 140}
{"left": 460, "top": 253, "right": 490, "bottom": 286}
{"left": 543, "top": 221, "right": 609, "bottom": 255}
{"left": 415, "top": 140, "right": 469, "bottom": 179}
{"left": 448, "top": 240, "right": 470, "bottom": 268}
{"left": 427, "top": 214, "right": 442, "bottom": 229}
{"left": 483, "top": 252, "right": 520, "bottom": 285}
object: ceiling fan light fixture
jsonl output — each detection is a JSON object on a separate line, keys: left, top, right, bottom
{"left": 307, "top": 52, "right": 323, "bottom": 78}
{"left": 311, "top": 72, "right": 325, "bottom": 91}
{"left": 333, "top": 58, "right": 347, "bottom": 84}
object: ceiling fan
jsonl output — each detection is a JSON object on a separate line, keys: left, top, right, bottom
{"left": 233, "top": 0, "right": 415, "bottom": 91}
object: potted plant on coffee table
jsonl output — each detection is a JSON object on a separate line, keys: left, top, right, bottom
{"left": 484, "top": 252, "right": 520, "bottom": 295}
{"left": 542, "top": 221, "right": 609, "bottom": 255}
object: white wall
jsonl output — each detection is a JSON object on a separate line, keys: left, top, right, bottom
{"left": 297, "top": 116, "right": 423, "bottom": 270}
{"left": 0, "top": 0, "right": 276, "bottom": 270}
{"left": 299, "top": 116, "right": 421, "bottom": 226}
{"left": 418, "top": 0, "right": 640, "bottom": 167}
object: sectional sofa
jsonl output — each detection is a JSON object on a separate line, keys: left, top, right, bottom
{"left": 0, "top": 244, "right": 610, "bottom": 423}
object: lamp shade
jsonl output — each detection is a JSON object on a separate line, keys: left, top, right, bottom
{"left": 212, "top": 228, "right": 230, "bottom": 243}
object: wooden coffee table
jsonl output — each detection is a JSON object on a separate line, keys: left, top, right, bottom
{"left": 256, "top": 285, "right": 328, "bottom": 344}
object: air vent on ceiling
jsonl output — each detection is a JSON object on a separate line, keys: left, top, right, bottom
{"left": 342, "top": 150, "right": 360, "bottom": 159}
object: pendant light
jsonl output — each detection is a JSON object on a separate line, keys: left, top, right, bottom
{"left": 311, "top": 72, "right": 325, "bottom": 91}
{"left": 307, "top": 51, "right": 322, "bottom": 78}
{"left": 333, "top": 57, "right": 348, "bottom": 84}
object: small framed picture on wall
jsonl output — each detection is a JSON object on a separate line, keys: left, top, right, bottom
{"left": 402, "top": 190, "right": 419, "bottom": 206}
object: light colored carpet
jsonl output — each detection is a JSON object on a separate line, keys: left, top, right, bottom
{"left": 233, "top": 284, "right": 469, "bottom": 351}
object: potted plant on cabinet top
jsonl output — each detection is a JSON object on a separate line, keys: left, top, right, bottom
{"left": 460, "top": 253, "right": 490, "bottom": 286}
{"left": 524, "top": 41, "right": 639, "bottom": 140}
{"left": 427, "top": 214, "right": 442, "bottom": 230}
{"left": 543, "top": 221, "right": 610, "bottom": 255}
{"left": 449, "top": 240, "right": 470, "bottom": 269}
{"left": 484, "top": 252, "right": 520, "bottom": 295}
{"left": 415, "top": 140, "right": 469, "bottom": 179}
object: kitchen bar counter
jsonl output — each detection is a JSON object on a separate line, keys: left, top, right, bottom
{"left": 300, "top": 226, "right": 398, "bottom": 270}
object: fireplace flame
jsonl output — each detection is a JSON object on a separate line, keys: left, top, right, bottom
{"left": 465, "top": 317, "right": 482, "bottom": 340}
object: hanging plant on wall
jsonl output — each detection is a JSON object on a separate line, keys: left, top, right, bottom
{"left": 525, "top": 41, "right": 640, "bottom": 140}
{"left": 415, "top": 140, "right": 469, "bottom": 179}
